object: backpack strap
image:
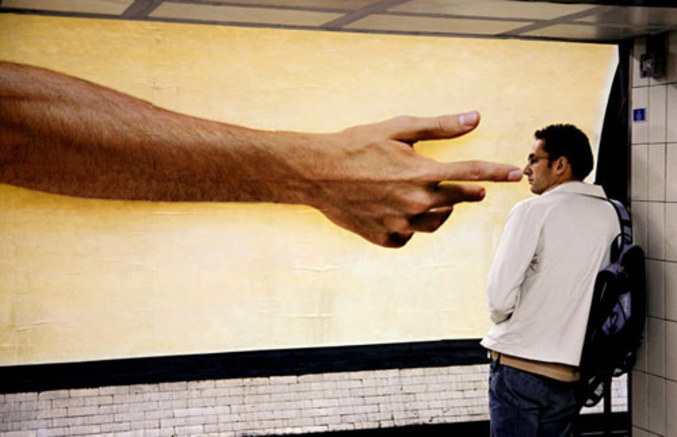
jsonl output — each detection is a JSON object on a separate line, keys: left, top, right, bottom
{"left": 607, "top": 199, "right": 633, "bottom": 245}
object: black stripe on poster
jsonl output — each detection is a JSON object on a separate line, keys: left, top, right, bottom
{"left": 0, "top": 339, "right": 488, "bottom": 394}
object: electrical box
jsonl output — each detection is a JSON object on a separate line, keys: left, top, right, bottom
{"left": 639, "top": 33, "right": 668, "bottom": 78}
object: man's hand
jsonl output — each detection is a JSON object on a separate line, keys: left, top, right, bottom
{"left": 296, "top": 112, "right": 522, "bottom": 247}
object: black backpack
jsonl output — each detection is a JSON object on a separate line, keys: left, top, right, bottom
{"left": 576, "top": 199, "right": 646, "bottom": 408}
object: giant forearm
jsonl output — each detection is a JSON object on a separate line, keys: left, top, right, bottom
{"left": 0, "top": 61, "right": 316, "bottom": 204}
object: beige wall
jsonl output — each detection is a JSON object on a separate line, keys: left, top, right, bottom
{"left": 0, "top": 14, "right": 616, "bottom": 366}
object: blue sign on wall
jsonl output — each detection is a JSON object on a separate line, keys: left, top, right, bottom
{"left": 633, "top": 108, "right": 646, "bottom": 122}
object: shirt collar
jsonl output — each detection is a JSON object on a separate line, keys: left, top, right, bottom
{"left": 542, "top": 181, "right": 607, "bottom": 199}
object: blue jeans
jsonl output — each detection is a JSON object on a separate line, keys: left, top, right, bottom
{"left": 489, "top": 359, "right": 579, "bottom": 437}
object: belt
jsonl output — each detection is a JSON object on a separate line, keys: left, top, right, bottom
{"left": 491, "top": 351, "right": 580, "bottom": 382}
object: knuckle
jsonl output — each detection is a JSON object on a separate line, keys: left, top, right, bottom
{"left": 435, "top": 115, "right": 451, "bottom": 134}
{"left": 465, "top": 163, "right": 483, "bottom": 181}
{"left": 435, "top": 114, "right": 463, "bottom": 137}
{"left": 375, "top": 232, "right": 395, "bottom": 247}
{"left": 382, "top": 216, "right": 410, "bottom": 233}
{"left": 403, "top": 192, "right": 433, "bottom": 214}
{"left": 410, "top": 166, "right": 438, "bottom": 183}
{"left": 391, "top": 115, "right": 415, "bottom": 126}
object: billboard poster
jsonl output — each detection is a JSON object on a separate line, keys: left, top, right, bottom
{"left": 0, "top": 14, "right": 617, "bottom": 366}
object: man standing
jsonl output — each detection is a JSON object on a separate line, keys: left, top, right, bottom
{"left": 481, "top": 124, "right": 620, "bottom": 437}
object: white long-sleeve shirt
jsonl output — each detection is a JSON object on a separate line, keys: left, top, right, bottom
{"left": 480, "top": 182, "right": 620, "bottom": 366}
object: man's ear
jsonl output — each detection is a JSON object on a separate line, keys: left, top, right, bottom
{"left": 554, "top": 157, "right": 569, "bottom": 176}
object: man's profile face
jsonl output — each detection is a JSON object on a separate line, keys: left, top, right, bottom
{"left": 524, "top": 139, "right": 557, "bottom": 195}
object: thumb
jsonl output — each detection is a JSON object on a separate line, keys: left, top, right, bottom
{"left": 389, "top": 111, "right": 481, "bottom": 143}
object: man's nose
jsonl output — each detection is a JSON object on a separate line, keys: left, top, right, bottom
{"left": 523, "top": 164, "right": 531, "bottom": 175}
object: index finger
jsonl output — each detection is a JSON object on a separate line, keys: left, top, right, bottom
{"left": 386, "top": 111, "right": 481, "bottom": 143}
{"left": 435, "top": 160, "right": 523, "bottom": 182}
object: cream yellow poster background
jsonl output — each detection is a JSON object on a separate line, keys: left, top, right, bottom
{"left": 0, "top": 14, "right": 617, "bottom": 366}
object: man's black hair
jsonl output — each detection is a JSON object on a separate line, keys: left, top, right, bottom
{"left": 535, "top": 124, "right": 593, "bottom": 181}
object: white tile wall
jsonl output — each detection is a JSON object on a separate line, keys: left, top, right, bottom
{"left": 648, "top": 317, "right": 666, "bottom": 378}
{"left": 667, "top": 379, "right": 677, "bottom": 437}
{"left": 668, "top": 86, "right": 677, "bottom": 142}
{"left": 631, "top": 29, "right": 677, "bottom": 437}
{"left": 648, "top": 375, "right": 666, "bottom": 436}
{"left": 667, "top": 262, "right": 677, "bottom": 321}
{"left": 648, "top": 202, "right": 666, "bottom": 259}
{"left": 0, "top": 365, "right": 630, "bottom": 436}
{"left": 647, "top": 375, "right": 666, "bottom": 435}
{"left": 647, "top": 260, "right": 665, "bottom": 319}
{"left": 648, "top": 144, "right": 666, "bottom": 201}
{"left": 633, "top": 370, "right": 649, "bottom": 430}
{"left": 0, "top": 365, "right": 493, "bottom": 436}
{"left": 649, "top": 85, "right": 667, "bottom": 144}
{"left": 633, "top": 145, "right": 650, "bottom": 202}
{"left": 667, "top": 204, "right": 677, "bottom": 262}
{"left": 667, "top": 320, "right": 677, "bottom": 381}
{"left": 633, "top": 200, "right": 649, "bottom": 250}
{"left": 667, "top": 144, "right": 677, "bottom": 202}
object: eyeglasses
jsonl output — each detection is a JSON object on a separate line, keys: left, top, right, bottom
{"left": 527, "top": 155, "right": 550, "bottom": 166}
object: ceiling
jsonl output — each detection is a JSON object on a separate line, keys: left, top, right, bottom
{"left": 1, "top": 0, "right": 677, "bottom": 42}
